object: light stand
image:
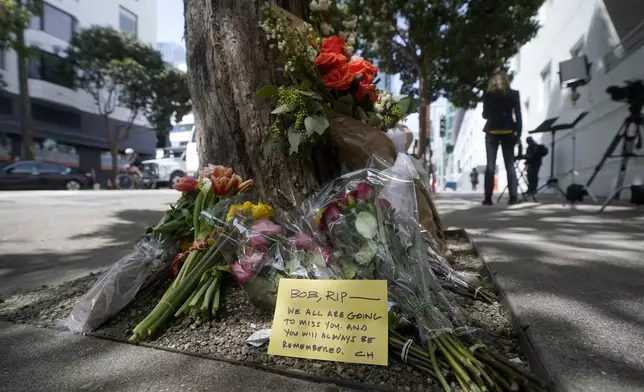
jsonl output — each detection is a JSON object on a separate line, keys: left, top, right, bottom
{"left": 557, "top": 56, "right": 595, "bottom": 204}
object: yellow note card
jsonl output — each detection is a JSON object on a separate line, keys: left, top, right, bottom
{"left": 268, "top": 279, "right": 388, "bottom": 366}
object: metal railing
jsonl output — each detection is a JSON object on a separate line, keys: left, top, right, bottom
{"left": 604, "top": 20, "right": 644, "bottom": 72}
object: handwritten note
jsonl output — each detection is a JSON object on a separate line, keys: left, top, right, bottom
{"left": 268, "top": 279, "right": 388, "bottom": 366}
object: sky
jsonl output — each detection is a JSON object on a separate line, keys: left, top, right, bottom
{"left": 156, "top": 0, "right": 185, "bottom": 45}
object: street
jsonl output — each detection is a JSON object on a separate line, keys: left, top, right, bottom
{"left": 0, "top": 190, "right": 177, "bottom": 296}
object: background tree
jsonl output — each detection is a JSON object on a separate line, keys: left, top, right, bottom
{"left": 184, "top": 0, "right": 338, "bottom": 210}
{"left": 342, "top": 0, "right": 544, "bottom": 159}
{"left": 64, "top": 26, "right": 191, "bottom": 179}
{"left": 0, "top": 0, "right": 42, "bottom": 160}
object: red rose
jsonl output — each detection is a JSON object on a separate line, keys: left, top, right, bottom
{"left": 321, "top": 203, "right": 343, "bottom": 228}
{"left": 321, "top": 35, "right": 346, "bottom": 54}
{"left": 315, "top": 52, "right": 348, "bottom": 74}
{"left": 322, "top": 64, "right": 355, "bottom": 91}
{"left": 356, "top": 78, "right": 377, "bottom": 102}
{"left": 348, "top": 58, "right": 378, "bottom": 80}
{"left": 173, "top": 176, "right": 199, "bottom": 193}
{"left": 354, "top": 183, "right": 375, "bottom": 201}
{"left": 378, "top": 198, "right": 392, "bottom": 211}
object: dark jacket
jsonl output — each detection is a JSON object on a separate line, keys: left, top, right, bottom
{"left": 482, "top": 89, "right": 522, "bottom": 136}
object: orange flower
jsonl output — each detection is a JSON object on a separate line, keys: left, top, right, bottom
{"left": 173, "top": 176, "right": 199, "bottom": 193}
{"left": 315, "top": 52, "right": 348, "bottom": 74}
{"left": 238, "top": 179, "right": 255, "bottom": 193}
{"left": 212, "top": 165, "right": 233, "bottom": 179}
{"left": 348, "top": 58, "right": 378, "bottom": 81}
{"left": 356, "top": 78, "right": 377, "bottom": 102}
{"left": 322, "top": 64, "right": 355, "bottom": 91}
{"left": 321, "top": 35, "right": 346, "bottom": 54}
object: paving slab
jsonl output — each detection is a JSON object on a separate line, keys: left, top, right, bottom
{"left": 0, "top": 321, "right": 339, "bottom": 392}
{"left": 436, "top": 193, "right": 644, "bottom": 392}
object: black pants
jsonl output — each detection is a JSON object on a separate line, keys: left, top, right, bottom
{"left": 471, "top": 182, "right": 478, "bottom": 191}
{"left": 485, "top": 134, "right": 517, "bottom": 198}
{"left": 526, "top": 161, "right": 541, "bottom": 193}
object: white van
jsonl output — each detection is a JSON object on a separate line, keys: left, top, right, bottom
{"left": 185, "top": 125, "right": 199, "bottom": 178}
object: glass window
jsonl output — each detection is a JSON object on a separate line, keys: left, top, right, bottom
{"left": 29, "top": 3, "right": 76, "bottom": 42}
{"left": 8, "top": 162, "right": 40, "bottom": 174}
{"left": 172, "top": 123, "right": 194, "bottom": 133}
{"left": 119, "top": 6, "right": 138, "bottom": 36}
{"left": 40, "top": 162, "right": 67, "bottom": 173}
{"left": 570, "top": 40, "right": 586, "bottom": 58}
{"left": 28, "top": 50, "right": 75, "bottom": 89}
{"left": 0, "top": 50, "right": 4, "bottom": 69}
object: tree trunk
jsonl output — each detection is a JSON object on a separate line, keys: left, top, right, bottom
{"left": 111, "top": 147, "right": 119, "bottom": 185}
{"left": 416, "top": 81, "right": 430, "bottom": 168}
{"left": 16, "top": 29, "right": 34, "bottom": 161}
{"left": 183, "top": 0, "right": 337, "bottom": 210}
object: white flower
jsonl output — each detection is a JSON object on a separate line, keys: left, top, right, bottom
{"left": 347, "top": 33, "right": 356, "bottom": 46}
{"left": 342, "top": 19, "right": 357, "bottom": 30}
{"left": 309, "top": 0, "right": 321, "bottom": 11}
{"left": 321, "top": 23, "right": 334, "bottom": 35}
{"left": 346, "top": 45, "right": 354, "bottom": 53}
{"left": 351, "top": 55, "right": 363, "bottom": 62}
{"left": 339, "top": 31, "right": 349, "bottom": 40}
{"left": 318, "top": 0, "right": 331, "bottom": 11}
{"left": 374, "top": 103, "right": 385, "bottom": 113}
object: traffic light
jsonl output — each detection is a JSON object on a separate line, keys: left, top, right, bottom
{"left": 439, "top": 115, "right": 446, "bottom": 138}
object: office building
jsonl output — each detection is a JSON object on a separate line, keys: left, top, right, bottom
{"left": 0, "top": 0, "right": 157, "bottom": 184}
{"left": 451, "top": 0, "right": 644, "bottom": 197}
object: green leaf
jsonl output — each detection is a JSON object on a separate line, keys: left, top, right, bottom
{"left": 368, "top": 114, "right": 382, "bottom": 127}
{"left": 396, "top": 96, "right": 412, "bottom": 113}
{"left": 312, "top": 101, "right": 324, "bottom": 113}
{"left": 408, "top": 99, "right": 421, "bottom": 114}
{"left": 333, "top": 94, "right": 354, "bottom": 116}
{"left": 355, "top": 243, "right": 377, "bottom": 265}
{"left": 356, "top": 107, "right": 369, "bottom": 121}
{"left": 304, "top": 114, "right": 329, "bottom": 136}
{"left": 297, "top": 90, "right": 315, "bottom": 97}
{"left": 272, "top": 105, "right": 293, "bottom": 114}
{"left": 256, "top": 85, "right": 278, "bottom": 98}
{"left": 299, "top": 79, "right": 312, "bottom": 90}
{"left": 355, "top": 211, "right": 378, "bottom": 239}
{"left": 287, "top": 127, "right": 301, "bottom": 155}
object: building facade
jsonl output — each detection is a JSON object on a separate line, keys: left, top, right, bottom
{"left": 451, "top": 0, "right": 644, "bottom": 198}
{"left": 0, "top": 0, "right": 157, "bottom": 184}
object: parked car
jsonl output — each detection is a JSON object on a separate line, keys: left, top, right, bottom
{"left": 0, "top": 161, "right": 94, "bottom": 191}
{"left": 142, "top": 146, "right": 187, "bottom": 188}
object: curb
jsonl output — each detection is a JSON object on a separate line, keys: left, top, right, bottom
{"left": 446, "top": 228, "right": 562, "bottom": 392}
{"left": 82, "top": 331, "right": 398, "bottom": 392}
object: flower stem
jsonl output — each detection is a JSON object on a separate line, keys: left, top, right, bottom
{"left": 429, "top": 339, "right": 451, "bottom": 392}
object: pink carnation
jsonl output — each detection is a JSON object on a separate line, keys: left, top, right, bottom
{"left": 252, "top": 220, "right": 283, "bottom": 236}
{"left": 230, "top": 263, "right": 254, "bottom": 285}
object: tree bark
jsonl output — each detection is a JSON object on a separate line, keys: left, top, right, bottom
{"left": 416, "top": 80, "right": 430, "bottom": 168}
{"left": 16, "top": 29, "right": 34, "bottom": 160}
{"left": 183, "top": 0, "right": 337, "bottom": 211}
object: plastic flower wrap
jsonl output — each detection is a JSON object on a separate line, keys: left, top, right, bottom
{"left": 302, "top": 157, "right": 469, "bottom": 339}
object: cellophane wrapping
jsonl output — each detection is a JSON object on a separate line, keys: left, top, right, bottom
{"left": 67, "top": 234, "right": 176, "bottom": 333}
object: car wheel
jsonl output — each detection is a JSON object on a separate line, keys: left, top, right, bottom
{"left": 66, "top": 180, "right": 82, "bottom": 191}
{"left": 169, "top": 171, "right": 185, "bottom": 188}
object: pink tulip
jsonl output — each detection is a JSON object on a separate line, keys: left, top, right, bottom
{"left": 252, "top": 219, "right": 283, "bottom": 236}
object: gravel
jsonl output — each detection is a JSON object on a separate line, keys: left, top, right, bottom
{"left": 0, "top": 231, "right": 529, "bottom": 391}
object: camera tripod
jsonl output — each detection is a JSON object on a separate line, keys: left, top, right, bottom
{"left": 496, "top": 157, "right": 537, "bottom": 203}
{"left": 529, "top": 118, "right": 569, "bottom": 203}
{"left": 587, "top": 103, "right": 644, "bottom": 210}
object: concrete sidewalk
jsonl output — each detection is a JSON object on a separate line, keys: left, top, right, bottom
{"left": 436, "top": 193, "right": 644, "bottom": 392}
{"left": 0, "top": 321, "right": 340, "bottom": 392}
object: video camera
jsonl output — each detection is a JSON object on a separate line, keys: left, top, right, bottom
{"left": 606, "top": 80, "right": 644, "bottom": 115}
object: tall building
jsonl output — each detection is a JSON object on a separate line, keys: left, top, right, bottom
{"left": 157, "top": 41, "right": 186, "bottom": 66}
{"left": 451, "top": 0, "right": 644, "bottom": 197}
{"left": 0, "top": 0, "right": 157, "bottom": 184}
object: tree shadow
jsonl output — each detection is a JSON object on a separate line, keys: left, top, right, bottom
{"left": 0, "top": 209, "right": 162, "bottom": 296}
{"left": 436, "top": 194, "right": 644, "bottom": 390}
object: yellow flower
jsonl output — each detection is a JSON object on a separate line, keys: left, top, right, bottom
{"left": 226, "top": 203, "right": 243, "bottom": 222}
{"left": 251, "top": 202, "right": 273, "bottom": 221}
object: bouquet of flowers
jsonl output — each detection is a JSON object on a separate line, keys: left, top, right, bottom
{"left": 129, "top": 165, "right": 255, "bottom": 341}
{"left": 300, "top": 158, "right": 546, "bottom": 392}
{"left": 256, "top": 3, "right": 418, "bottom": 154}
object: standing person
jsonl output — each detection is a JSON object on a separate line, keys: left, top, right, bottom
{"left": 481, "top": 71, "right": 522, "bottom": 205}
{"left": 470, "top": 168, "right": 479, "bottom": 191}
{"left": 525, "top": 137, "right": 548, "bottom": 194}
